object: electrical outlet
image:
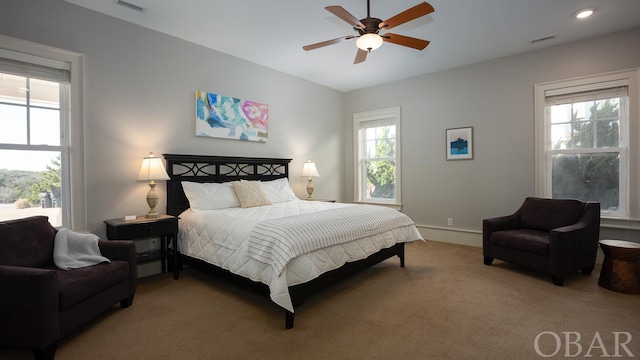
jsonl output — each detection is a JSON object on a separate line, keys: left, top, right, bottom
{"left": 447, "top": 218, "right": 453, "bottom": 226}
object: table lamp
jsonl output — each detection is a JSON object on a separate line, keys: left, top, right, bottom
{"left": 301, "top": 160, "right": 320, "bottom": 200}
{"left": 137, "top": 152, "right": 170, "bottom": 218}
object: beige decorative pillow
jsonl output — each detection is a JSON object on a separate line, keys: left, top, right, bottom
{"left": 231, "top": 181, "right": 272, "bottom": 208}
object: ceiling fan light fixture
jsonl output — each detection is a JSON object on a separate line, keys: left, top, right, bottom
{"left": 356, "top": 33, "right": 383, "bottom": 52}
{"left": 304, "top": 1, "right": 434, "bottom": 63}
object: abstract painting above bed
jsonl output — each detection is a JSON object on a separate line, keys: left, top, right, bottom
{"left": 195, "top": 90, "right": 268, "bottom": 142}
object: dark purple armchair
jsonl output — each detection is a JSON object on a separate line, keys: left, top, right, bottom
{"left": 0, "top": 216, "right": 137, "bottom": 360}
{"left": 483, "top": 197, "right": 600, "bottom": 286}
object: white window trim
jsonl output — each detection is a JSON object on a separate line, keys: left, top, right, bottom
{"left": 0, "top": 35, "right": 86, "bottom": 230}
{"left": 534, "top": 69, "right": 640, "bottom": 221}
{"left": 353, "top": 106, "right": 402, "bottom": 210}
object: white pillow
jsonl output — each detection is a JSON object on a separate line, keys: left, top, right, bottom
{"left": 260, "top": 178, "right": 298, "bottom": 203}
{"left": 231, "top": 181, "right": 272, "bottom": 208}
{"left": 181, "top": 181, "right": 240, "bottom": 211}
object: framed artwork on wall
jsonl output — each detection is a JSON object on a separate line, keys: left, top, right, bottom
{"left": 195, "top": 90, "right": 268, "bottom": 142}
{"left": 446, "top": 127, "right": 473, "bottom": 160}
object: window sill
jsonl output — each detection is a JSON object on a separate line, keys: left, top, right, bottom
{"left": 601, "top": 217, "right": 640, "bottom": 231}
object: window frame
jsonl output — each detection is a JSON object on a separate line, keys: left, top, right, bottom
{"left": 534, "top": 69, "right": 639, "bottom": 220}
{"left": 353, "top": 106, "right": 402, "bottom": 209}
{"left": 0, "top": 35, "right": 86, "bottom": 229}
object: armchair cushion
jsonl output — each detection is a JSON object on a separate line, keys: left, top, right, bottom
{"left": 0, "top": 216, "right": 56, "bottom": 268}
{"left": 490, "top": 229, "right": 549, "bottom": 255}
{"left": 52, "top": 261, "right": 130, "bottom": 311}
{"left": 520, "top": 198, "right": 585, "bottom": 231}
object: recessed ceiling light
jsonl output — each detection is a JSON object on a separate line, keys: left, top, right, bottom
{"left": 575, "top": 8, "right": 595, "bottom": 19}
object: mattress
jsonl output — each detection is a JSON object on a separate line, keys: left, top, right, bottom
{"left": 178, "top": 200, "right": 423, "bottom": 312}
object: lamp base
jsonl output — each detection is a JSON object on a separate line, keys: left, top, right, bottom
{"left": 306, "top": 178, "right": 314, "bottom": 200}
{"left": 146, "top": 182, "right": 160, "bottom": 218}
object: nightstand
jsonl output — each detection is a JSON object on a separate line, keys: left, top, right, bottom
{"left": 306, "top": 198, "right": 336, "bottom": 202}
{"left": 104, "top": 214, "right": 179, "bottom": 279}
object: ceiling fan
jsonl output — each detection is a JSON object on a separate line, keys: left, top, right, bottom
{"left": 303, "top": 1, "right": 434, "bottom": 64}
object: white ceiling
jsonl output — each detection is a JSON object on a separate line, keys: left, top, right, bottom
{"left": 65, "top": 0, "right": 640, "bottom": 92}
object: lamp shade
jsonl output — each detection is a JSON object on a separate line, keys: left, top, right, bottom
{"left": 137, "top": 152, "right": 170, "bottom": 181}
{"left": 356, "top": 33, "right": 383, "bottom": 52}
{"left": 301, "top": 161, "right": 320, "bottom": 178}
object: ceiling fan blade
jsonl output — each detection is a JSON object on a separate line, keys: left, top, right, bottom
{"left": 303, "top": 35, "right": 356, "bottom": 51}
{"left": 325, "top": 6, "right": 365, "bottom": 29}
{"left": 354, "top": 48, "right": 368, "bottom": 64}
{"left": 379, "top": 2, "right": 434, "bottom": 30}
{"left": 382, "top": 33, "right": 430, "bottom": 50}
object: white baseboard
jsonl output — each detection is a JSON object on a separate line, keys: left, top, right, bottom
{"left": 416, "top": 225, "right": 482, "bottom": 247}
{"left": 416, "top": 224, "right": 605, "bottom": 264}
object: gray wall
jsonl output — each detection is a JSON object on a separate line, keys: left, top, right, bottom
{"left": 0, "top": 0, "right": 345, "bottom": 237}
{"left": 2, "top": 0, "right": 639, "bottom": 246}
{"left": 344, "top": 27, "right": 640, "bottom": 244}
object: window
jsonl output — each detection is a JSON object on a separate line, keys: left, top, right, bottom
{"left": 535, "top": 70, "right": 639, "bottom": 219}
{"left": 0, "top": 36, "right": 85, "bottom": 228}
{"left": 353, "top": 106, "right": 401, "bottom": 208}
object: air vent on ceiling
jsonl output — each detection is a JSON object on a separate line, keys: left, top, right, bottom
{"left": 115, "top": 0, "right": 147, "bottom": 13}
{"left": 530, "top": 34, "right": 556, "bottom": 44}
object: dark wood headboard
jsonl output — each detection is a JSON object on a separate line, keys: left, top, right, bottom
{"left": 163, "top": 154, "right": 292, "bottom": 216}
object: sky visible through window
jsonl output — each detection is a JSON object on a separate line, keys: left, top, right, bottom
{"left": 549, "top": 98, "right": 620, "bottom": 150}
{"left": 0, "top": 74, "right": 60, "bottom": 172}
{"left": 0, "top": 149, "right": 58, "bottom": 172}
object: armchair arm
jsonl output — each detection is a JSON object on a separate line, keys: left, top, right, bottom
{"left": 483, "top": 199, "right": 527, "bottom": 236}
{"left": 98, "top": 240, "right": 136, "bottom": 263}
{"left": 0, "top": 265, "right": 61, "bottom": 348}
{"left": 483, "top": 213, "right": 521, "bottom": 249}
{"left": 483, "top": 214, "right": 521, "bottom": 232}
{"left": 98, "top": 240, "right": 137, "bottom": 295}
{"left": 548, "top": 202, "right": 601, "bottom": 275}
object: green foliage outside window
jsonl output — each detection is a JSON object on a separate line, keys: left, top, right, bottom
{"left": 366, "top": 126, "right": 396, "bottom": 199}
{"left": 0, "top": 155, "right": 61, "bottom": 207}
{"left": 551, "top": 99, "right": 620, "bottom": 210}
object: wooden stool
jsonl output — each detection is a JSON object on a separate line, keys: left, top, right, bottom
{"left": 598, "top": 240, "right": 640, "bottom": 294}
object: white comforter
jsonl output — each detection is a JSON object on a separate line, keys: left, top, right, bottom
{"left": 178, "top": 200, "right": 423, "bottom": 312}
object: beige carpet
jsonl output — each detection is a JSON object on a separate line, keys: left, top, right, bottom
{"left": 2, "top": 241, "right": 639, "bottom": 360}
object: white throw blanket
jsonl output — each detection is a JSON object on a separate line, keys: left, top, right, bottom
{"left": 246, "top": 204, "right": 416, "bottom": 275}
{"left": 53, "top": 228, "right": 111, "bottom": 270}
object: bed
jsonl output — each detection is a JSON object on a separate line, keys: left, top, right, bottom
{"left": 163, "top": 154, "right": 423, "bottom": 328}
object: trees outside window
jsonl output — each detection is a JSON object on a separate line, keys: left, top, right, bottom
{"left": 354, "top": 106, "right": 401, "bottom": 208}
{"left": 550, "top": 99, "right": 621, "bottom": 211}
{"left": 365, "top": 126, "right": 396, "bottom": 199}
{"left": 535, "top": 70, "right": 638, "bottom": 219}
